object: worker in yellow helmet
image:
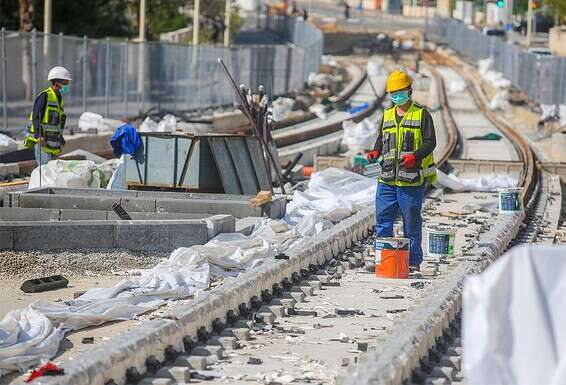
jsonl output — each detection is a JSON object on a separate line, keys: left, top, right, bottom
{"left": 366, "top": 69, "right": 437, "bottom": 272}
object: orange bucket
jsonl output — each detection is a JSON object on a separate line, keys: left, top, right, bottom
{"left": 374, "top": 237, "right": 409, "bottom": 279}
{"left": 303, "top": 166, "right": 314, "bottom": 177}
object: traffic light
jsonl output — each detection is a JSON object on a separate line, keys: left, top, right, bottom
{"left": 496, "top": 0, "right": 504, "bottom": 7}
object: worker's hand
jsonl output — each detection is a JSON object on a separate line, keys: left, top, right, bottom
{"left": 366, "top": 150, "right": 380, "bottom": 163}
{"left": 401, "top": 153, "right": 417, "bottom": 168}
{"left": 38, "top": 137, "right": 45, "bottom": 146}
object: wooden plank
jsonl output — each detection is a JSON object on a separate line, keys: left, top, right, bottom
{"left": 225, "top": 137, "right": 260, "bottom": 195}
{"left": 246, "top": 137, "right": 272, "bottom": 191}
{"left": 208, "top": 137, "right": 242, "bottom": 194}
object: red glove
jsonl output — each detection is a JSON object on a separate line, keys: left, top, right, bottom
{"left": 26, "top": 362, "right": 64, "bottom": 382}
{"left": 401, "top": 153, "right": 416, "bottom": 168}
{"left": 366, "top": 150, "right": 380, "bottom": 163}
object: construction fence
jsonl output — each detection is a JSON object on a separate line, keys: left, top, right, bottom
{"left": 431, "top": 17, "right": 566, "bottom": 107}
{"left": 0, "top": 15, "right": 323, "bottom": 136}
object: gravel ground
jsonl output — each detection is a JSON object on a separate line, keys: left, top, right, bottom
{"left": 0, "top": 249, "right": 168, "bottom": 279}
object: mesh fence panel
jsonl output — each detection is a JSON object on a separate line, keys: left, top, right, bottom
{"left": 0, "top": 16, "right": 322, "bottom": 135}
{"left": 431, "top": 18, "right": 565, "bottom": 107}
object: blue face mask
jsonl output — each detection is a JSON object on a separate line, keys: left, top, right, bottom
{"left": 59, "top": 84, "right": 70, "bottom": 95}
{"left": 390, "top": 90, "right": 410, "bottom": 106}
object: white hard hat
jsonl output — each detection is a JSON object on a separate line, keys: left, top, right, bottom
{"left": 47, "top": 66, "right": 72, "bottom": 81}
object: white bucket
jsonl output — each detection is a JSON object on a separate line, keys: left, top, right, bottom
{"left": 427, "top": 226, "right": 455, "bottom": 258}
{"left": 498, "top": 187, "right": 523, "bottom": 213}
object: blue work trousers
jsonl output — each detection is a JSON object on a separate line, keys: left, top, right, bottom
{"left": 375, "top": 182, "right": 425, "bottom": 267}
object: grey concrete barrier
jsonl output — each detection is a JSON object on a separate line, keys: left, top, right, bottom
{"left": 6, "top": 189, "right": 287, "bottom": 219}
{"left": 0, "top": 216, "right": 234, "bottom": 252}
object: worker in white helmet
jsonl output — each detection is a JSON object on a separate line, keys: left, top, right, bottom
{"left": 24, "top": 66, "right": 72, "bottom": 164}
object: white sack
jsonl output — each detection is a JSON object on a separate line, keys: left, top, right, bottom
{"left": 97, "top": 158, "right": 122, "bottom": 188}
{"left": 0, "top": 306, "right": 64, "bottom": 377}
{"left": 106, "top": 155, "right": 126, "bottom": 190}
{"left": 436, "top": 169, "right": 517, "bottom": 192}
{"left": 321, "top": 55, "right": 337, "bottom": 66}
{"left": 0, "top": 134, "right": 17, "bottom": 155}
{"left": 157, "top": 114, "right": 177, "bottom": 132}
{"left": 272, "top": 97, "right": 295, "bottom": 122}
{"left": 367, "top": 60, "right": 385, "bottom": 76}
{"left": 489, "top": 90, "right": 509, "bottom": 111}
{"left": 464, "top": 244, "right": 566, "bottom": 385}
{"left": 28, "top": 159, "right": 102, "bottom": 189}
{"left": 477, "top": 57, "right": 492, "bottom": 76}
{"left": 139, "top": 117, "right": 159, "bottom": 132}
{"left": 309, "top": 104, "right": 328, "bottom": 119}
{"left": 78, "top": 111, "right": 104, "bottom": 132}
{"left": 341, "top": 117, "right": 379, "bottom": 153}
{"left": 541, "top": 104, "right": 558, "bottom": 121}
{"left": 449, "top": 80, "right": 467, "bottom": 94}
{"left": 560, "top": 104, "right": 566, "bottom": 128}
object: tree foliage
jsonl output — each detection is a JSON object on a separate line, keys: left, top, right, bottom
{"left": 0, "top": 0, "right": 242, "bottom": 40}
{"left": 543, "top": 0, "right": 566, "bottom": 23}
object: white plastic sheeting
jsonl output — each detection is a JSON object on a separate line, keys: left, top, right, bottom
{"left": 464, "top": 244, "right": 566, "bottom": 385}
{"left": 0, "top": 134, "right": 17, "bottom": 155}
{"left": 341, "top": 117, "right": 379, "bottom": 154}
{"left": 1, "top": 168, "right": 377, "bottom": 377}
{"left": 436, "top": 169, "right": 517, "bottom": 192}
{"left": 0, "top": 307, "right": 64, "bottom": 377}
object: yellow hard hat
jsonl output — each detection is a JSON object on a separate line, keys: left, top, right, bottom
{"left": 386, "top": 70, "right": 412, "bottom": 93}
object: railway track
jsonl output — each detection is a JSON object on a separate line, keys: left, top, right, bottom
{"left": 3, "top": 52, "right": 561, "bottom": 385}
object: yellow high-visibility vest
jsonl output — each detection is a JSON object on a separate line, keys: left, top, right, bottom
{"left": 379, "top": 103, "right": 437, "bottom": 187}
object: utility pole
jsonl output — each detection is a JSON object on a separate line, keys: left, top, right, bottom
{"left": 139, "top": 0, "right": 147, "bottom": 42}
{"left": 193, "top": 0, "right": 200, "bottom": 46}
{"left": 224, "top": 0, "right": 231, "bottom": 47}
{"left": 138, "top": 0, "right": 147, "bottom": 99}
{"left": 526, "top": 0, "right": 533, "bottom": 47}
{"left": 43, "top": 0, "right": 52, "bottom": 55}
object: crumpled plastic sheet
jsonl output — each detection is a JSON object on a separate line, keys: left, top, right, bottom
{"left": 0, "top": 133, "right": 17, "bottom": 155}
{"left": 1, "top": 168, "right": 377, "bottom": 377}
{"left": 464, "top": 244, "right": 566, "bottom": 385}
{"left": 0, "top": 307, "right": 64, "bottom": 378}
{"left": 436, "top": 169, "right": 517, "bottom": 192}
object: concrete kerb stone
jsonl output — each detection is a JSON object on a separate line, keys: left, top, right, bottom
{"left": 39, "top": 206, "right": 374, "bottom": 385}
{"left": 0, "top": 219, "right": 221, "bottom": 251}
{"left": 12, "top": 188, "right": 287, "bottom": 219}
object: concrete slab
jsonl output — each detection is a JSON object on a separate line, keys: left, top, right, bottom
{"left": 10, "top": 222, "right": 115, "bottom": 250}
{"left": 0, "top": 226, "right": 13, "bottom": 249}
{"left": 114, "top": 220, "right": 210, "bottom": 251}
{"left": 18, "top": 194, "right": 116, "bottom": 211}
{"left": 10, "top": 189, "right": 287, "bottom": 219}
{"left": 235, "top": 217, "right": 261, "bottom": 235}
{"left": 60, "top": 209, "right": 109, "bottom": 221}
{"left": 0, "top": 217, "right": 233, "bottom": 251}
{"left": 0, "top": 207, "right": 59, "bottom": 221}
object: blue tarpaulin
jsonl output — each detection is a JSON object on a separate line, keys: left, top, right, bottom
{"left": 110, "top": 123, "right": 144, "bottom": 161}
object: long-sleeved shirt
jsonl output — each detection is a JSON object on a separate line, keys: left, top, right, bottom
{"left": 372, "top": 105, "right": 436, "bottom": 162}
{"left": 31, "top": 88, "right": 63, "bottom": 139}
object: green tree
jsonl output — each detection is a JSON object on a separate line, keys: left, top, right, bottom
{"left": 544, "top": 0, "right": 566, "bottom": 24}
